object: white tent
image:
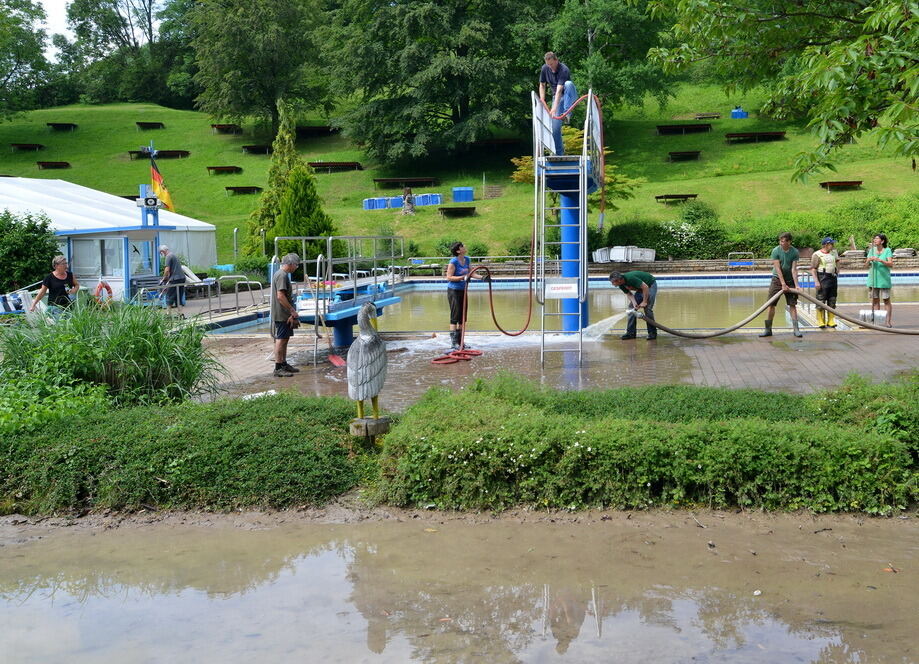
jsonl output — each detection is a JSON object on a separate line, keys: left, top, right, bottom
{"left": 0, "top": 177, "right": 217, "bottom": 298}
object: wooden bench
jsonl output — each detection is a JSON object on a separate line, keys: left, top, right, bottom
{"left": 136, "top": 121, "right": 165, "bottom": 130}
{"left": 10, "top": 143, "right": 44, "bottom": 152}
{"left": 307, "top": 161, "right": 363, "bottom": 173}
{"left": 37, "top": 161, "right": 71, "bottom": 169}
{"left": 46, "top": 122, "right": 77, "bottom": 131}
{"left": 725, "top": 131, "right": 786, "bottom": 143}
{"left": 694, "top": 112, "right": 721, "bottom": 120}
{"left": 155, "top": 149, "right": 190, "bottom": 158}
{"left": 242, "top": 144, "right": 272, "bottom": 154}
{"left": 207, "top": 165, "right": 243, "bottom": 175}
{"left": 668, "top": 150, "right": 701, "bottom": 161}
{"left": 295, "top": 125, "right": 340, "bottom": 138}
{"left": 373, "top": 176, "right": 438, "bottom": 189}
{"left": 656, "top": 124, "right": 711, "bottom": 135}
{"left": 438, "top": 206, "right": 476, "bottom": 218}
{"left": 211, "top": 123, "right": 242, "bottom": 134}
{"left": 819, "top": 180, "right": 862, "bottom": 191}
{"left": 225, "top": 185, "right": 262, "bottom": 195}
{"left": 655, "top": 194, "right": 697, "bottom": 203}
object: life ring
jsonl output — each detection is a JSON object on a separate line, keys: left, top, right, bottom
{"left": 94, "top": 280, "right": 113, "bottom": 303}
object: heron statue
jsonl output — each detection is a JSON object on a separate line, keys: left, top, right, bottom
{"left": 347, "top": 301, "right": 388, "bottom": 418}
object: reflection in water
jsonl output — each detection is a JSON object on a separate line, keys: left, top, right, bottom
{"left": 2, "top": 520, "right": 915, "bottom": 663}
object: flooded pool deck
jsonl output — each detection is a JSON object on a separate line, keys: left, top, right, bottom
{"left": 209, "top": 301, "right": 919, "bottom": 407}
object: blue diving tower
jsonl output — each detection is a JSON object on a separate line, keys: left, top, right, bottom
{"left": 531, "top": 90, "right": 605, "bottom": 366}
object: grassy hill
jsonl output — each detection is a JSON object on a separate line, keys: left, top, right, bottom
{"left": 1, "top": 84, "right": 917, "bottom": 263}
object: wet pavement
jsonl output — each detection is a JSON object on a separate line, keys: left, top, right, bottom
{"left": 1, "top": 512, "right": 915, "bottom": 663}
{"left": 210, "top": 292, "right": 919, "bottom": 409}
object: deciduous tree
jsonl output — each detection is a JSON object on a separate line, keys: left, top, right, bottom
{"left": 324, "top": 0, "right": 549, "bottom": 161}
{"left": 642, "top": 0, "right": 919, "bottom": 177}
{"left": 0, "top": 0, "right": 48, "bottom": 121}
{"left": 549, "top": 0, "right": 672, "bottom": 108}
{"left": 192, "top": 0, "right": 326, "bottom": 131}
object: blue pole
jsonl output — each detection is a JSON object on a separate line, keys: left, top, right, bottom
{"left": 332, "top": 317, "right": 356, "bottom": 347}
{"left": 560, "top": 192, "right": 588, "bottom": 331}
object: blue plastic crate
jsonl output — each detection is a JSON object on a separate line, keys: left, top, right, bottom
{"left": 452, "top": 186, "right": 474, "bottom": 202}
{"left": 431, "top": 193, "right": 442, "bottom": 204}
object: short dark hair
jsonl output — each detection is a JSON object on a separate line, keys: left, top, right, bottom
{"left": 874, "top": 233, "right": 888, "bottom": 248}
{"left": 450, "top": 242, "right": 464, "bottom": 256}
{"left": 778, "top": 232, "right": 793, "bottom": 242}
{"left": 608, "top": 271, "right": 623, "bottom": 282}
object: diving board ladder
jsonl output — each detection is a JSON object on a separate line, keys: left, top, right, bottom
{"left": 532, "top": 90, "right": 603, "bottom": 367}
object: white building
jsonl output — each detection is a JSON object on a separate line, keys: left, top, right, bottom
{"left": 0, "top": 177, "right": 217, "bottom": 299}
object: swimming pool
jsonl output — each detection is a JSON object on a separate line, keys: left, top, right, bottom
{"left": 211, "top": 274, "right": 919, "bottom": 335}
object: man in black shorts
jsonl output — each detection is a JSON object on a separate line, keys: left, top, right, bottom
{"left": 760, "top": 232, "right": 803, "bottom": 338}
{"left": 271, "top": 253, "right": 301, "bottom": 377}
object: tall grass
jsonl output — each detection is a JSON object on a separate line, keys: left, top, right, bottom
{"left": 0, "top": 302, "right": 224, "bottom": 405}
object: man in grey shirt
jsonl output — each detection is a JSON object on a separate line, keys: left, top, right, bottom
{"left": 158, "top": 244, "right": 186, "bottom": 310}
{"left": 271, "top": 253, "right": 301, "bottom": 377}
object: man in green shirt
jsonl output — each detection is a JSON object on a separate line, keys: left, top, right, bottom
{"left": 760, "top": 232, "right": 803, "bottom": 338}
{"left": 609, "top": 270, "right": 658, "bottom": 340}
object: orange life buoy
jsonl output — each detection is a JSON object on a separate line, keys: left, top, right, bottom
{"left": 94, "top": 280, "right": 113, "bottom": 303}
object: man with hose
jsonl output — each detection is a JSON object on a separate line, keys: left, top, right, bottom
{"left": 810, "top": 237, "right": 840, "bottom": 329}
{"left": 609, "top": 270, "right": 657, "bottom": 340}
{"left": 760, "top": 232, "right": 803, "bottom": 338}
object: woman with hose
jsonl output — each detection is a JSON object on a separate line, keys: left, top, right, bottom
{"left": 866, "top": 233, "right": 894, "bottom": 327}
{"left": 445, "top": 242, "right": 488, "bottom": 350}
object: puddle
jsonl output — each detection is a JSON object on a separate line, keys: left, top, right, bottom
{"left": 1, "top": 515, "right": 915, "bottom": 663}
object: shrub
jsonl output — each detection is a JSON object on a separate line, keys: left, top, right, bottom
{"left": 377, "top": 376, "right": 916, "bottom": 514}
{"left": 0, "top": 302, "right": 224, "bottom": 405}
{"left": 234, "top": 255, "right": 270, "bottom": 275}
{"left": 435, "top": 238, "right": 488, "bottom": 257}
{"left": 2, "top": 394, "right": 358, "bottom": 513}
{"left": 506, "top": 236, "right": 532, "bottom": 257}
{"left": 0, "top": 210, "right": 61, "bottom": 293}
{"left": 0, "top": 368, "right": 109, "bottom": 436}
{"left": 466, "top": 373, "right": 808, "bottom": 423}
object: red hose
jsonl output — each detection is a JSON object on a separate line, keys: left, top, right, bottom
{"left": 431, "top": 230, "right": 536, "bottom": 365}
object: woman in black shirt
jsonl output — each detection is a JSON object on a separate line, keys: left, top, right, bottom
{"left": 29, "top": 255, "right": 80, "bottom": 311}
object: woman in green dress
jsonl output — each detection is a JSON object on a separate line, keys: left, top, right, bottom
{"left": 865, "top": 233, "right": 894, "bottom": 327}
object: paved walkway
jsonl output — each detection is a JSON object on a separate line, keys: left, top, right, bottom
{"left": 208, "top": 302, "right": 919, "bottom": 409}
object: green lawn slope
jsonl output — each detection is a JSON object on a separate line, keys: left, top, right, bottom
{"left": 1, "top": 84, "right": 917, "bottom": 263}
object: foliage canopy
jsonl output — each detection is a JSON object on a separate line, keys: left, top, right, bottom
{"left": 642, "top": 0, "right": 919, "bottom": 178}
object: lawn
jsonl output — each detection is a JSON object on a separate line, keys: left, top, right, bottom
{"left": 1, "top": 84, "right": 916, "bottom": 263}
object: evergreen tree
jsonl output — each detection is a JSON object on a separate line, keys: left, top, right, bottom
{"left": 243, "top": 99, "right": 305, "bottom": 256}
{"left": 273, "top": 164, "right": 337, "bottom": 260}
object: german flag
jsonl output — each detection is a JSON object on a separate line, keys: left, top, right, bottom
{"left": 150, "top": 157, "right": 175, "bottom": 211}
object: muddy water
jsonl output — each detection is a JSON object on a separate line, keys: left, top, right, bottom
{"left": 229, "top": 285, "right": 919, "bottom": 334}
{"left": 1, "top": 514, "right": 915, "bottom": 663}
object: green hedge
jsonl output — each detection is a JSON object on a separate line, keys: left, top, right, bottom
{"left": 2, "top": 394, "right": 359, "bottom": 513}
{"left": 608, "top": 193, "right": 919, "bottom": 258}
{"left": 378, "top": 375, "right": 917, "bottom": 514}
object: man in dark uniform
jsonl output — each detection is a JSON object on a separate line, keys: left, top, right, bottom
{"left": 609, "top": 270, "right": 658, "bottom": 340}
